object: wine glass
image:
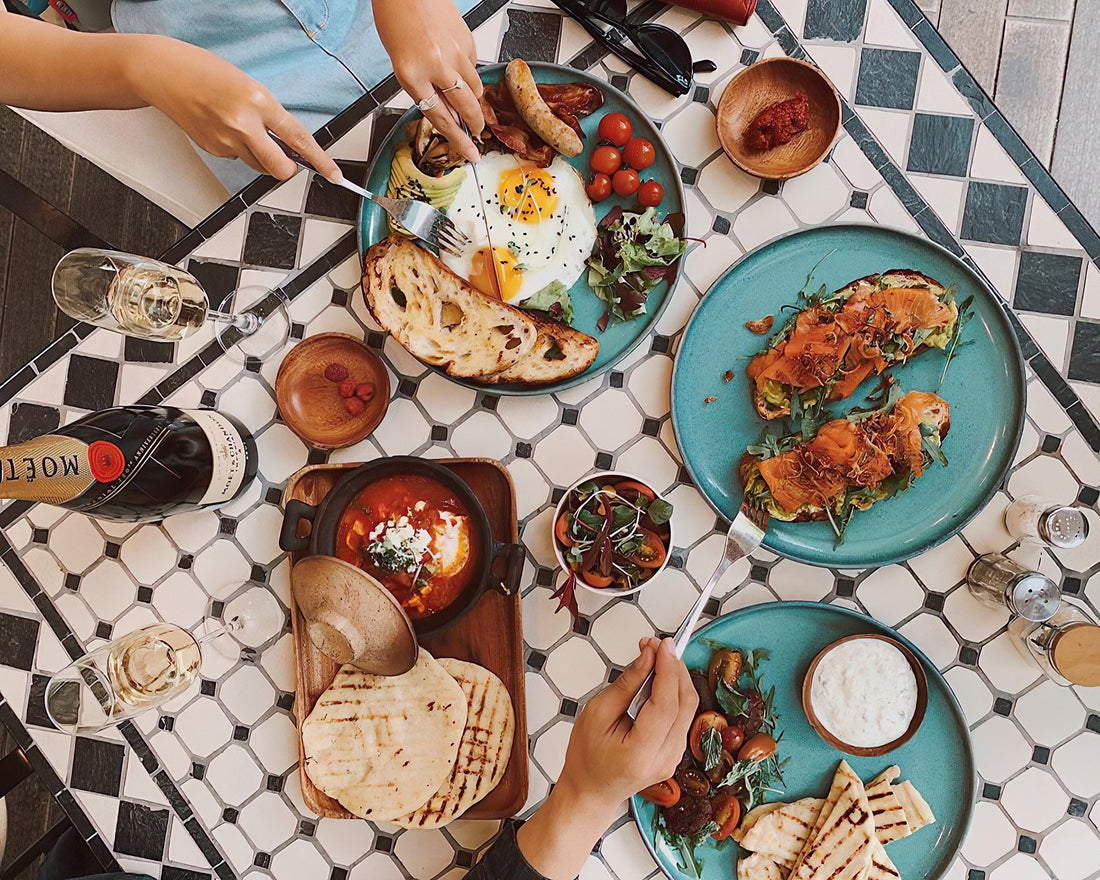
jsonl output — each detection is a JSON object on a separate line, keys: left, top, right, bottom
{"left": 52, "top": 248, "right": 291, "bottom": 362}
{"left": 44, "top": 586, "right": 284, "bottom": 735}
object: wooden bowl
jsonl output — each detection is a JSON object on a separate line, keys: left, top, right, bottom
{"left": 275, "top": 333, "right": 390, "bottom": 449}
{"left": 716, "top": 57, "right": 841, "bottom": 181}
{"left": 801, "top": 633, "right": 928, "bottom": 756}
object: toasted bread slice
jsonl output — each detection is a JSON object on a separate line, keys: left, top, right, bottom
{"left": 748, "top": 269, "right": 959, "bottom": 420}
{"left": 362, "top": 236, "right": 597, "bottom": 386}
{"left": 486, "top": 309, "right": 599, "bottom": 385}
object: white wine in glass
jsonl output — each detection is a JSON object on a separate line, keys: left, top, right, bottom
{"left": 52, "top": 248, "right": 290, "bottom": 360}
{"left": 45, "top": 622, "right": 200, "bottom": 734}
{"left": 45, "top": 587, "right": 283, "bottom": 734}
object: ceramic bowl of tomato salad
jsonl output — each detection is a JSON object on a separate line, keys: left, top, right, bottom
{"left": 552, "top": 471, "right": 674, "bottom": 597}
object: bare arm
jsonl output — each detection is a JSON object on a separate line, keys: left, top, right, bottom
{"left": 515, "top": 638, "right": 698, "bottom": 880}
{"left": 0, "top": 11, "right": 341, "bottom": 181}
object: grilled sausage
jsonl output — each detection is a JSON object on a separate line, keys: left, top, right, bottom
{"left": 504, "top": 59, "right": 583, "bottom": 156}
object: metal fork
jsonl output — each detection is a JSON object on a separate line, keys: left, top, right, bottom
{"left": 626, "top": 498, "right": 769, "bottom": 720}
{"left": 269, "top": 134, "right": 470, "bottom": 257}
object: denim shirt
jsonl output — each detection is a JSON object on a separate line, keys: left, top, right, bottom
{"left": 110, "top": 0, "right": 478, "bottom": 190}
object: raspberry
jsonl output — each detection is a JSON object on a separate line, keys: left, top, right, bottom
{"left": 337, "top": 380, "right": 356, "bottom": 398}
{"left": 324, "top": 362, "right": 349, "bottom": 382}
{"left": 354, "top": 382, "right": 374, "bottom": 401}
{"left": 344, "top": 396, "right": 366, "bottom": 416}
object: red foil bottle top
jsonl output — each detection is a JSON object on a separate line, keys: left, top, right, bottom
{"left": 663, "top": 0, "right": 758, "bottom": 26}
{"left": 88, "top": 441, "right": 126, "bottom": 482}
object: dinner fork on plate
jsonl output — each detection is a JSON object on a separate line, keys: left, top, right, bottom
{"left": 269, "top": 134, "right": 470, "bottom": 257}
{"left": 626, "top": 498, "right": 769, "bottom": 720}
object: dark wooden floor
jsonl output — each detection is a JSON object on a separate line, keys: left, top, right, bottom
{"left": 0, "top": 105, "right": 189, "bottom": 383}
{"left": 0, "top": 730, "right": 64, "bottom": 880}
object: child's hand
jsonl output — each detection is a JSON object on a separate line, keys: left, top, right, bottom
{"left": 137, "top": 37, "right": 342, "bottom": 183}
{"left": 374, "top": 0, "right": 484, "bottom": 162}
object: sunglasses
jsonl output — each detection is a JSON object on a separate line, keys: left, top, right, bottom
{"left": 551, "top": 0, "right": 716, "bottom": 96}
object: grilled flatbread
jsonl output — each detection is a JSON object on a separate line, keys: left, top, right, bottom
{"left": 867, "top": 838, "right": 901, "bottom": 880}
{"left": 301, "top": 652, "right": 466, "bottom": 821}
{"left": 894, "top": 780, "right": 935, "bottom": 832}
{"left": 362, "top": 236, "right": 597, "bottom": 386}
{"left": 865, "top": 768, "right": 911, "bottom": 843}
{"left": 737, "top": 853, "right": 785, "bottom": 880}
{"left": 793, "top": 762, "right": 875, "bottom": 880}
{"left": 739, "top": 798, "right": 825, "bottom": 868}
{"left": 392, "top": 659, "right": 515, "bottom": 829}
{"left": 788, "top": 762, "right": 851, "bottom": 879}
{"left": 734, "top": 802, "right": 786, "bottom": 844}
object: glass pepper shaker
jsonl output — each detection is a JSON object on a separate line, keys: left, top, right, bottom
{"left": 1004, "top": 495, "right": 1089, "bottom": 549}
{"left": 965, "top": 552, "right": 1061, "bottom": 621}
{"left": 1008, "top": 596, "right": 1100, "bottom": 687}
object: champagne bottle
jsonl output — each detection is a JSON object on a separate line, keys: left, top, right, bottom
{"left": 0, "top": 406, "right": 258, "bottom": 522}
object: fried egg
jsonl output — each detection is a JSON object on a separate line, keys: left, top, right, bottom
{"left": 442, "top": 151, "right": 597, "bottom": 304}
{"left": 429, "top": 512, "right": 471, "bottom": 577}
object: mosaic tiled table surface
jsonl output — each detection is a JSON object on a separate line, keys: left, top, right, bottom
{"left": 0, "top": 0, "right": 1099, "bottom": 879}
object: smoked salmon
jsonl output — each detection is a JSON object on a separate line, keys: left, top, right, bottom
{"left": 740, "top": 390, "right": 950, "bottom": 528}
{"left": 747, "top": 270, "right": 959, "bottom": 419}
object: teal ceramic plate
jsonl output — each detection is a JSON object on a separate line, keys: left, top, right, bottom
{"left": 671, "top": 224, "right": 1025, "bottom": 567}
{"left": 359, "top": 62, "right": 685, "bottom": 396}
{"left": 631, "top": 602, "right": 975, "bottom": 880}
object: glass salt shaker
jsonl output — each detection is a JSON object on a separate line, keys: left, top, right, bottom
{"left": 965, "top": 552, "right": 1061, "bottom": 621}
{"left": 1009, "top": 596, "right": 1100, "bottom": 687}
{"left": 1004, "top": 495, "right": 1089, "bottom": 549}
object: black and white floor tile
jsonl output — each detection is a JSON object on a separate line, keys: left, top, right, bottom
{"left": 0, "top": 1, "right": 1098, "bottom": 879}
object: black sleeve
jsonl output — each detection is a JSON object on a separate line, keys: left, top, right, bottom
{"left": 466, "top": 820, "right": 548, "bottom": 880}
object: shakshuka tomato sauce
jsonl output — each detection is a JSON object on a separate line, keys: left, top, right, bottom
{"left": 336, "top": 474, "right": 475, "bottom": 618}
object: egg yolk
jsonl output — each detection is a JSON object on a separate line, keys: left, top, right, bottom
{"left": 498, "top": 166, "right": 558, "bottom": 224}
{"left": 470, "top": 246, "right": 523, "bottom": 300}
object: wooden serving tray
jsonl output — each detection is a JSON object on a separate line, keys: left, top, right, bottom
{"left": 282, "top": 459, "right": 529, "bottom": 821}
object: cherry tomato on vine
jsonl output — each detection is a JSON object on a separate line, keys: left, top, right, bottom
{"left": 590, "top": 145, "right": 623, "bottom": 176}
{"left": 585, "top": 173, "right": 612, "bottom": 202}
{"left": 612, "top": 168, "right": 640, "bottom": 197}
{"left": 623, "top": 137, "right": 656, "bottom": 170}
{"left": 637, "top": 180, "right": 664, "bottom": 208}
{"left": 598, "top": 112, "right": 633, "bottom": 146}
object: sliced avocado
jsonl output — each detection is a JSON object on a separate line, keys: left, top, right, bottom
{"left": 385, "top": 144, "right": 467, "bottom": 237}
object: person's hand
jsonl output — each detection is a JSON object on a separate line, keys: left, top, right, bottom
{"left": 373, "top": 0, "right": 484, "bottom": 162}
{"left": 560, "top": 636, "right": 698, "bottom": 808}
{"left": 134, "top": 36, "right": 342, "bottom": 183}
{"left": 515, "top": 638, "right": 697, "bottom": 880}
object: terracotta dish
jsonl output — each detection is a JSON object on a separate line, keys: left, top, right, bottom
{"left": 801, "top": 633, "right": 929, "bottom": 756}
{"left": 275, "top": 332, "right": 390, "bottom": 449}
{"left": 717, "top": 57, "right": 841, "bottom": 180}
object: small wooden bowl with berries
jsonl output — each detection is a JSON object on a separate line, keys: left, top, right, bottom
{"left": 275, "top": 333, "right": 390, "bottom": 449}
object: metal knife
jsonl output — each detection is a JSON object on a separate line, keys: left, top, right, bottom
{"left": 456, "top": 116, "right": 506, "bottom": 299}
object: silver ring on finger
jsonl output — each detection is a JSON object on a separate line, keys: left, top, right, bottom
{"left": 416, "top": 92, "right": 441, "bottom": 113}
{"left": 441, "top": 79, "right": 465, "bottom": 93}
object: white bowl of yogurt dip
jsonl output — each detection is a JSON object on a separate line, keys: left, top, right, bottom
{"left": 802, "top": 634, "right": 928, "bottom": 756}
